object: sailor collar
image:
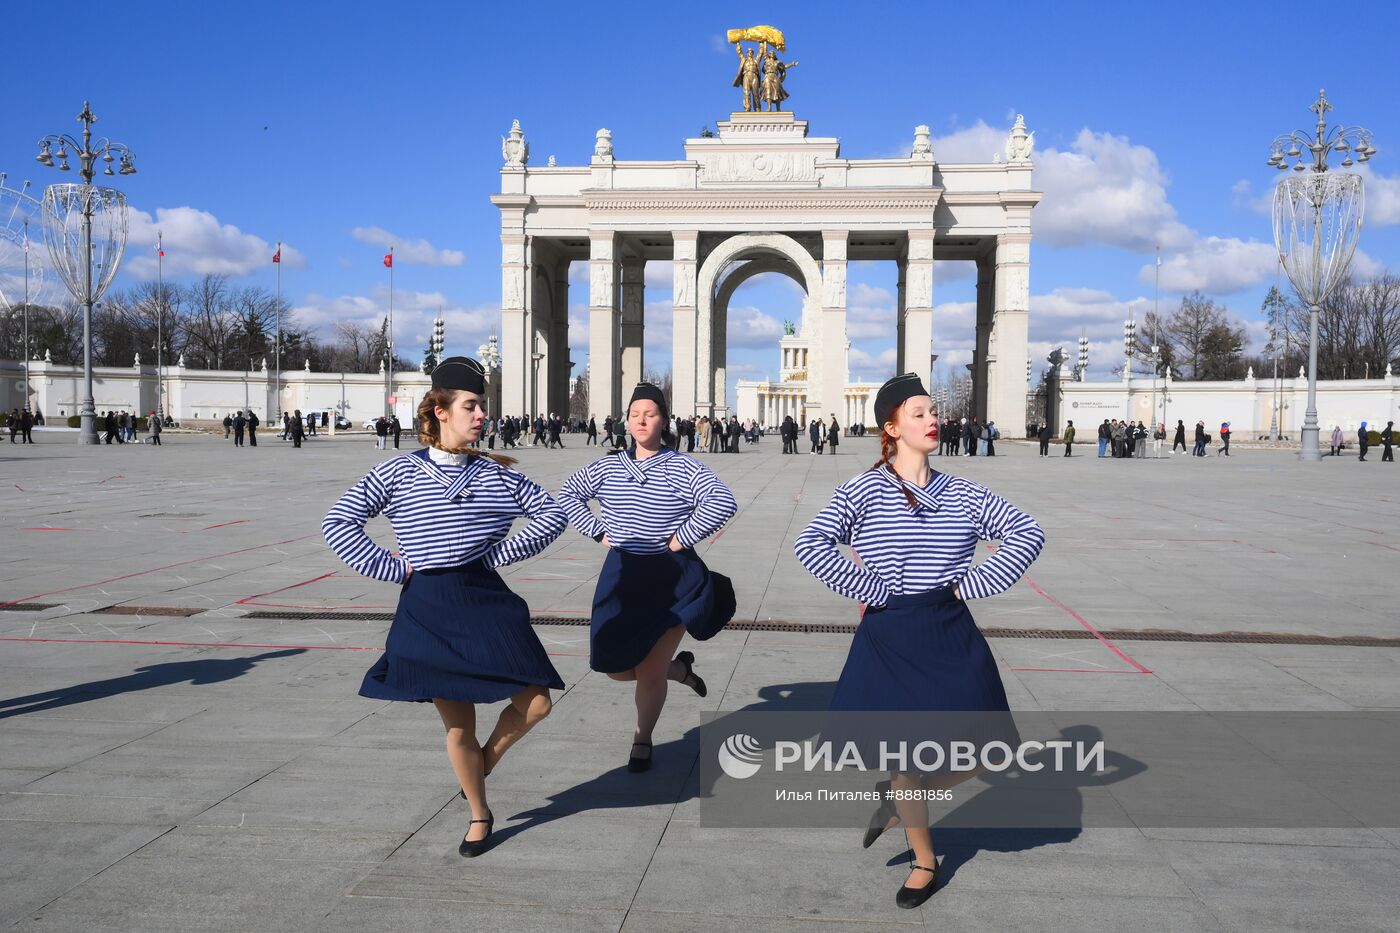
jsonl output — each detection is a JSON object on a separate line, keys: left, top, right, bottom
{"left": 411, "top": 447, "right": 486, "bottom": 501}
{"left": 619, "top": 445, "right": 675, "bottom": 484}
{"left": 878, "top": 465, "right": 950, "bottom": 512}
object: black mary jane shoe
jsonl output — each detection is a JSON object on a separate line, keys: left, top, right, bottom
{"left": 674, "top": 650, "right": 707, "bottom": 698}
{"left": 895, "top": 861, "right": 940, "bottom": 909}
{"left": 628, "top": 738, "right": 653, "bottom": 773}
{"left": 862, "top": 780, "right": 896, "bottom": 849}
{"left": 458, "top": 811, "right": 494, "bottom": 858}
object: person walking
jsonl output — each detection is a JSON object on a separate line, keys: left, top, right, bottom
{"left": 1193, "top": 421, "right": 1207, "bottom": 457}
{"left": 375, "top": 416, "right": 388, "bottom": 450}
{"left": 323, "top": 357, "right": 566, "bottom": 859}
{"left": 1063, "top": 420, "right": 1075, "bottom": 456}
{"left": 19, "top": 409, "right": 33, "bottom": 444}
{"left": 391, "top": 415, "right": 402, "bottom": 450}
{"left": 149, "top": 412, "right": 163, "bottom": 446}
{"left": 1153, "top": 422, "right": 1165, "bottom": 458}
{"left": 727, "top": 416, "right": 742, "bottom": 453}
{"left": 827, "top": 416, "right": 841, "bottom": 455}
{"left": 1037, "top": 421, "right": 1050, "bottom": 457}
{"left": 793, "top": 372, "right": 1044, "bottom": 910}
{"left": 1382, "top": 421, "right": 1394, "bottom": 462}
{"left": 1330, "top": 424, "right": 1344, "bottom": 457}
{"left": 223, "top": 414, "right": 233, "bottom": 439}
{"left": 808, "top": 418, "right": 822, "bottom": 454}
{"left": 1098, "top": 419, "right": 1110, "bottom": 458}
{"left": 1218, "top": 422, "right": 1231, "bottom": 457}
{"left": 555, "top": 382, "right": 737, "bottom": 774}
{"left": 985, "top": 420, "right": 997, "bottom": 457}
{"left": 7, "top": 409, "right": 19, "bottom": 443}
{"left": 587, "top": 416, "right": 598, "bottom": 446}
{"left": 307, "top": 411, "right": 318, "bottom": 436}
{"left": 290, "top": 409, "right": 305, "bottom": 448}
{"left": 1358, "top": 422, "right": 1370, "bottom": 461}
{"left": 247, "top": 410, "right": 259, "bottom": 447}
{"left": 233, "top": 411, "right": 246, "bottom": 447}
{"left": 1173, "top": 420, "right": 1187, "bottom": 454}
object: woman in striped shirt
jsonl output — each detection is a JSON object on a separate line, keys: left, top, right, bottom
{"left": 794, "top": 372, "right": 1044, "bottom": 909}
{"left": 557, "top": 382, "right": 738, "bottom": 773}
{"left": 322, "top": 357, "right": 566, "bottom": 859}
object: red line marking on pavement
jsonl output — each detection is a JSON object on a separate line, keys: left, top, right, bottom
{"left": 1022, "top": 577, "right": 1153, "bottom": 675}
{"left": 1368, "top": 542, "right": 1400, "bottom": 553}
{"left": 0, "top": 533, "right": 321, "bottom": 608}
{"left": 200, "top": 520, "right": 250, "bottom": 531}
{"left": 1005, "top": 666, "right": 1147, "bottom": 675}
{"left": 237, "top": 601, "right": 399, "bottom": 611}
{"left": 711, "top": 529, "right": 727, "bottom": 543}
{"left": 97, "top": 474, "right": 124, "bottom": 485}
{"left": 236, "top": 572, "right": 338, "bottom": 605}
{"left": 0, "top": 636, "right": 587, "bottom": 657}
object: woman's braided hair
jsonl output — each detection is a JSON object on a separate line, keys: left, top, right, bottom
{"left": 416, "top": 387, "right": 517, "bottom": 468}
{"left": 870, "top": 402, "right": 918, "bottom": 510}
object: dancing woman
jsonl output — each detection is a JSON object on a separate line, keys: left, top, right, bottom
{"left": 322, "top": 357, "right": 567, "bottom": 858}
{"left": 556, "top": 382, "right": 737, "bottom": 772}
{"left": 793, "top": 373, "right": 1044, "bottom": 908}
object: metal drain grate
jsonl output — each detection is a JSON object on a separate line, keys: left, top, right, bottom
{"left": 0, "top": 602, "right": 59, "bottom": 612}
{"left": 236, "top": 610, "right": 1400, "bottom": 647}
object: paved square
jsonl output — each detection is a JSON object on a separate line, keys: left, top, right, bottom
{"left": 2, "top": 431, "right": 1397, "bottom": 931}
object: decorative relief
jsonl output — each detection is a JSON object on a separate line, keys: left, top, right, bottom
{"left": 698, "top": 151, "right": 817, "bottom": 183}
{"left": 997, "top": 241, "right": 1030, "bottom": 265}
{"left": 674, "top": 269, "right": 696, "bottom": 307}
{"left": 588, "top": 195, "right": 941, "bottom": 212}
{"left": 673, "top": 238, "right": 697, "bottom": 262}
{"left": 502, "top": 269, "right": 524, "bottom": 309}
{"left": 590, "top": 262, "right": 614, "bottom": 305}
{"left": 501, "top": 119, "right": 529, "bottom": 166}
{"left": 906, "top": 263, "right": 933, "bottom": 307}
{"left": 1005, "top": 114, "right": 1035, "bottom": 163}
{"left": 997, "top": 267, "right": 1030, "bottom": 308}
{"left": 907, "top": 235, "right": 935, "bottom": 261}
{"left": 501, "top": 243, "right": 524, "bottom": 264}
{"left": 823, "top": 264, "right": 846, "bottom": 308}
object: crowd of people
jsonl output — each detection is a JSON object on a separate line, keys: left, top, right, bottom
{"left": 463, "top": 413, "right": 872, "bottom": 456}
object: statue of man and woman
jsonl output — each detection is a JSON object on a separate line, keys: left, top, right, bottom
{"left": 733, "top": 41, "right": 797, "bottom": 113}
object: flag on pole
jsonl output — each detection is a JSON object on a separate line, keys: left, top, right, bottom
{"left": 272, "top": 247, "right": 281, "bottom": 264}
{"left": 383, "top": 251, "right": 393, "bottom": 268}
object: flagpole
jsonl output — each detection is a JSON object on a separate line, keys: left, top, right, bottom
{"left": 385, "top": 246, "right": 394, "bottom": 419}
{"left": 275, "top": 239, "right": 281, "bottom": 427}
{"left": 23, "top": 220, "right": 31, "bottom": 414}
{"left": 156, "top": 231, "right": 164, "bottom": 421}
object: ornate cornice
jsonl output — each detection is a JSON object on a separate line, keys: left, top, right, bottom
{"left": 582, "top": 188, "right": 944, "bottom": 213}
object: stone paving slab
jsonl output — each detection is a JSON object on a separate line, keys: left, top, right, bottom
{"left": 1, "top": 434, "right": 1398, "bottom": 930}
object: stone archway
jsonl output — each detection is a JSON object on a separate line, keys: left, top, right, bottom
{"left": 696, "top": 233, "right": 823, "bottom": 416}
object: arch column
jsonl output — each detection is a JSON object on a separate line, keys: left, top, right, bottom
{"left": 987, "top": 231, "right": 1031, "bottom": 428}
{"left": 900, "top": 229, "right": 934, "bottom": 380}
{"left": 672, "top": 231, "right": 698, "bottom": 417}
{"left": 817, "top": 230, "right": 848, "bottom": 423}
{"left": 497, "top": 201, "right": 529, "bottom": 417}
{"left": 549, "top": 259, "right": 570, "bottom": 417}
{"left": 588, "top": 231, "right": 621, "bottom": 419}
{"left": 620, "top": 257, "right": 645, "bottom": 401}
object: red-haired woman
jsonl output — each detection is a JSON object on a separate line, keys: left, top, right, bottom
{"left": 794, "top": 372, "right": 1045, "bottom": 908}
{"left": 323, "top": 357, "right": 566, "bottom": 858}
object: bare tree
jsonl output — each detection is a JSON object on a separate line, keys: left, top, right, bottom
{"left": 181, "top": 274, "right": 237, "bottom": 369}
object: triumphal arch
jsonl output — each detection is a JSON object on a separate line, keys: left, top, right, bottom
{"left": 492, "top": 28, "right": 1040, "bottom": 426}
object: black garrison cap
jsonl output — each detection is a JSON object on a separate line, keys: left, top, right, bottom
{"left": 873, "top": 372, "right": 929, "bottom": 427}
{"left": 431, "top": 356, "right": 487, "bottom": 393}
{"left": 628, "top": 381, "right": 669, "bottom": 421}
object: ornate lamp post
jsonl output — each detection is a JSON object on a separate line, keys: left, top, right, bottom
{"left": 478, "top": 333, "right": 502, "bottom": 419}
{"left": 1149, "top": 344, "right": 1161, "bottom": 452}
{"left": 1077, "top": 334, "right": 1089, "bottom": 381}
{"left": 36, "top": 101, "right": 136, "bottom": 444}
{"left": 1268, "top": 89, "right": 1373, "bottom": 461}
{"left": 1122, "top": 318, "right": 1136, "bottom": 420}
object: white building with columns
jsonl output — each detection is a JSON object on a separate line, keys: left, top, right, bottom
{"left": 491, "top": 112, "right": 1042, "bottom": 427}
{"left": 733, "top": 323, "right": 879, "bottom": 427}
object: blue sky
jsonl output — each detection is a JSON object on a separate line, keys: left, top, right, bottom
{"left": 7, "top": 0, "right": 1400, "bottom": 394}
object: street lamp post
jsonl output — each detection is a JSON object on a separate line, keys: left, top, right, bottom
{"left": 36, "top": 102, "right": 136, "bottom": 444}
{"left": 1268, "top": 89, "right": 1374, "bottom": 461}
{"left": 1077, "top": 334, "right": 1089, "bottom": 382}
{"left": 1123, "top": 318, "right": 1136, "bottom": 421}
{"left": 1149, "top": 344, "right": 1161, "bottom": 455}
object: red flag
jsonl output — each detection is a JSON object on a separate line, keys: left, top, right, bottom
{"left": 272, "top": 248, "right": 281, "bottom": 264}
{"left": 383, "top": 252, "right": 393, "bottom": 268}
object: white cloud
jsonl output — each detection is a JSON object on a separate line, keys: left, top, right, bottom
{"left": 929, "top": 122, "right": 1005, "bottom": 164}
{"left": 1357, "top": 166, "right": 1400, "bottom": 227}
{"left": 293, "top": 287, "right": 497, "bottom": 359}
{"left": 350, "top": 226, "right": 465, "bottom": 267}
{"left": 726, "top": 304, "right": 785, "bottom": 348}
{"left": 123, "top": 206, "right": 303, "bottom": 279}
{"left": 1147, "top": 237, "right": 1278, "bottom": 294}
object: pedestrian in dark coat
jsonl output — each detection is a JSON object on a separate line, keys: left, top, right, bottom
{"left": 247, "top": 411, "right": 259, "bottom": 446}
{"left": 1173, "top": 420, "right": 1187, "bottom": 453}
{"left": 290, "top": 409, "right": 305, "bottom": 448}
{"left": 233, "top": 412, "right": 246, "bottom": 447}
{"left": 391, "top": 415, "right": 402, "bottom": 449}
{"left": 1358, "top": 423, "right": 1370, "bottom": 461}
{"left": 149, "top": 413, "right": 163, "bottom": 446}
{"left": 1382, "top": 421, "right": 1394, "bottom": 462}
{"left": 223, "top": 414, "right": 233, "bottom": 438}
{"left": 827, "top": 417, "right": 840, "bottom": 454}
{"left": 808, "top": 418, "right": 822, "bottom": 454}
{"left": 1037, "top": 421, "right": 1051, "bottom": 456}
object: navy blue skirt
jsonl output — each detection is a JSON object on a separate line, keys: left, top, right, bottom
{"left": 826, "top": 585, "right": 1018, "bottom": 772}
{"left": 360, "top": 560, "right": 565, "bottom": 704}
{"left": 589, "top": 548, "right": 736, "bottom": 673}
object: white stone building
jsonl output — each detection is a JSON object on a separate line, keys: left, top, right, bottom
{"left": 732, "top": 323, "right": 879, "bottom": 427}
{"left": 491, "top": 112, "right": 1042, "bottom": 428}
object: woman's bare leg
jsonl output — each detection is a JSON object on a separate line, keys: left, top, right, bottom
{"left": 627, "top": 625, "right": 689, "bottom": 760}
{"left": 433, "top": 698, "right": 490, "bottom": 842}
{"left": 481, "top": 685, "right": 553, "bottom": 775}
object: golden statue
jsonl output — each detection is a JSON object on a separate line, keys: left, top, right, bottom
{"left": 728, "top": 25, "right": 796, "bottom": 112}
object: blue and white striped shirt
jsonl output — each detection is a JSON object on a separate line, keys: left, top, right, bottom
{"left": 556, "top": 448, "right": 737, "bottom": 553}
{"left": 794, "top": 467, "right": 1044, "bottom": 606}
{"left": 322, "top": 448, "right": 567, "bottom": 583}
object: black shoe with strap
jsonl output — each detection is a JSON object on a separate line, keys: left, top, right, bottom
{"left": 674, "top": 650, "right": 707, "bottom": 698}
{"left": 458, "top": 811, "right": 494, "bottom": 858}
{"left": 628, "top": 738, "right": 653, "bottom": 773}
{"left": 862, "top": 780, "right": 897, "bottom": 849}
{"left": 895, "top": 861, "right": 940, "bottom": 909}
